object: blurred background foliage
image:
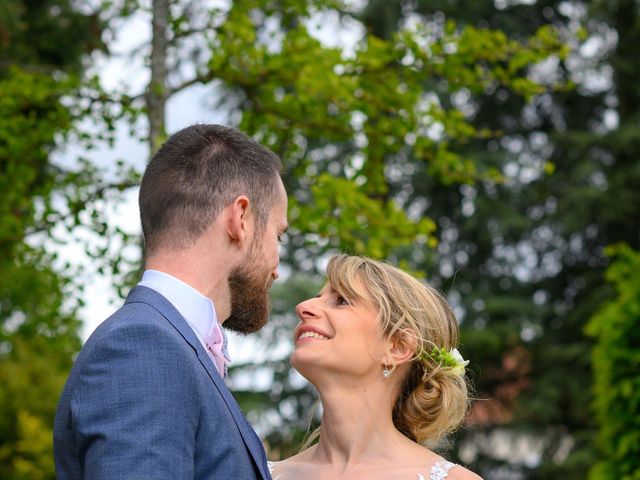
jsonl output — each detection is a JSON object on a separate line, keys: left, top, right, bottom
{"left": 0, "top": 1, "right": 102, "bottom": 478}
{"left": 0, "top": 0, "right": 638, "bottom": 479}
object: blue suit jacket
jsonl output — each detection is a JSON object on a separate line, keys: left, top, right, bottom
{"left": 54, "top": 286, "right": 271, "bottom": 480}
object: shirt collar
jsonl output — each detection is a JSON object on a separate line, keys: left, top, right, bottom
{"left": 138, "top": 270, "right": 230, "bottom": 374}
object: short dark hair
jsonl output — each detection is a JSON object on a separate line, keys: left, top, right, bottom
{"left": 139, "top": 124, "right": 282, "bottom": 254}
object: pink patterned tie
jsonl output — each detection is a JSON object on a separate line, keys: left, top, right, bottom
{"left": 205, "top": 322, "right": 230, "bottom": 377}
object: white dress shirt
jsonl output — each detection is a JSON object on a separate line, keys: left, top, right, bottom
{"left": 138, "top": 269, "right": 230, "bottom": 377}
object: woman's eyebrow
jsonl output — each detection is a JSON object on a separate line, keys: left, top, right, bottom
{"left": 315, "top": 285, "right": 330, "bottom": 297}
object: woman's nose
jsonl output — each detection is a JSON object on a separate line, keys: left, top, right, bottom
{"left": 295, "top": 298, "right": 318, "bottom": 320}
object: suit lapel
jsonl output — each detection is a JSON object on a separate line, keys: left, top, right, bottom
{"left": 125, "top": 286, "right": 270, "bottom": 480}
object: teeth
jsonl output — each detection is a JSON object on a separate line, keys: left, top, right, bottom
{"left": 299, "top": 331, "right": 328, "bottom": 340}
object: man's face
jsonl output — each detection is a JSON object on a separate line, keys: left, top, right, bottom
{"left": 224, "top": 180, "right": 288, "bottom": 334}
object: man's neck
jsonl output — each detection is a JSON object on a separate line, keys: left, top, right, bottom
{"left": 145, "top": 251, "right": 232, "bottom": 322}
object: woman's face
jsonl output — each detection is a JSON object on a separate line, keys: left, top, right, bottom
{"left": 290, "top": 280, "right": 389, "bottom": 383}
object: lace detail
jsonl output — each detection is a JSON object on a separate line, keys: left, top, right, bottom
{"left": 269, "top": 459, "right": 456, "bottom": 480}
{"left": 267, "top": 461, "right": 282, "bottom": 480}
{"left": 417, "top": 460, "right": 457, "bottom": 480}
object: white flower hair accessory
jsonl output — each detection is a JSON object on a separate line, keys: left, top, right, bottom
{"left": 418, "top": 346, "right": 470, "bottom": 376}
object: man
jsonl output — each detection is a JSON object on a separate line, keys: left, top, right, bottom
{"left": 54, "top": 124, "right": 288, "bottom": 479}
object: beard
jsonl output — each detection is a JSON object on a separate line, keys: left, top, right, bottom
{"left": 224, "top": 243, "right": 272, "bottom": 334}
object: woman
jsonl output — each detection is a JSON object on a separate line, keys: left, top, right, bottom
{"left": 269, "top": 254, "right": 482, "bottom": 480}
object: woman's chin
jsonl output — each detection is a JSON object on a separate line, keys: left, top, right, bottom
{"left": 290, "top": 350, "right": 310, "bottom": 370}
{"left": 290, "top": 351, "right": 323, "bottom": 381}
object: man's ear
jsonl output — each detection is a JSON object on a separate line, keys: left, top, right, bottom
{"left": 388, "top": 329, "right": 418, "bottom": 366}
{"left": 226, "top": 195, "right": 251, "bottom": 244}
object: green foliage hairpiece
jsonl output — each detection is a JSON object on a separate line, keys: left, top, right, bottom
{"left": 417, "top": 347, "right": 469, "bottom": 376}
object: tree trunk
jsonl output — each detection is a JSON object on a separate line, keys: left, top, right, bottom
{"left": 147, "top": 0, "right": 169, "bottom": 156}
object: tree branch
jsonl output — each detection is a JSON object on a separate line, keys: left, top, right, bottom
{"left": 167, "top": 72, "right": 216, "bottom": 97}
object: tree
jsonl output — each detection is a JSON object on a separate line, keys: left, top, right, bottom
{"left": 96, "top": 0, "right": 563, "bottom": 254}
{"left": 586, "top": 245, "right": 640, "bottom": 480}
{"left": 0, "top": 1, "right": 103, "bottom": 477}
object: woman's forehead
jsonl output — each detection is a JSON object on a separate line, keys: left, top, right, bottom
{"left": 324, "top": 277, "right": 373, "bottom": 302}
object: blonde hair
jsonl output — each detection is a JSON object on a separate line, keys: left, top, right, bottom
{"left": 323, "top": 254, "right": 469, "bottom": 445}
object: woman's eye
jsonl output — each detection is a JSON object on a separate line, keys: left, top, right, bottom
{"left": 336, "top": 295, "right": 349, "bottom": 306}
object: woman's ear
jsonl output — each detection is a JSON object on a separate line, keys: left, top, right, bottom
{"left": 388, "top": 329, "right": 419, "bottom": 366}
{"left": 226, "top": 195, "right": 251, "bottom": 244}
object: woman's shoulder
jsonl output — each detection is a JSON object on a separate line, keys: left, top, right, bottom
{"left": 269, "top": 444, "right": 483, "bottom": 480}
{"left": 403, "top": 442, "right": 481, "bottom": 480}
{"left": 433, "top": 460, "right": 482, "bottom": 480}
{"left": 267, "top": 459, "right": 288, "bottom": 480}
{"left": 267, "top": 460, "right": 279, "bottom": 477}
{"left": 268, "top": 448, "right": 316, "bottom": 478}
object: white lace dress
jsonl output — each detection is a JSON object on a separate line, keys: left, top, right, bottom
{"left": 267, "top": 460, "right": 457, "bottom": 479}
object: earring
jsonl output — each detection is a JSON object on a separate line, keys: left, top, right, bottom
{"left": 383, "top": 366, "right": 391, "bottom": 378}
